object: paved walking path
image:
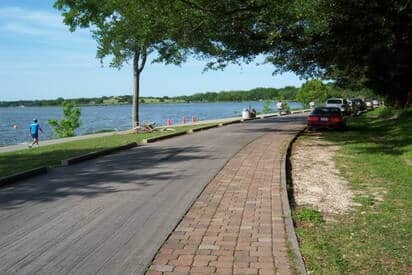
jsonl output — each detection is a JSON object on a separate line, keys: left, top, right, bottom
{"left": 147, "top": 128, "right": 299, "bottom": 274}
{"left": 0, "top": 115, "right": 305, "bottom": 275}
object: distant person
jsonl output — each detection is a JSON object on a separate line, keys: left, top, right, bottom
{"left": 28, "top": 119, "right": 43, "bottom": 148}
{"left": 276, "top": 101, "right": 283, "bottom": 110}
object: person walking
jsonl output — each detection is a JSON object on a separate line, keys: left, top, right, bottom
{"left": 29, "top": 119, "right": 43, "bottom": 148}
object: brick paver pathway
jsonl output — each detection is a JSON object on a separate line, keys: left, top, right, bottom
{"left": 147, "top": 130, "right": 296, "bottom": 275}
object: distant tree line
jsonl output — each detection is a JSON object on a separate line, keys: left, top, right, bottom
{"left": 0, "top": 95, "right": 131, "bottom": 107}
{"left": 0, "top": 83, "right": 377, "bottom": 107}
{"left": 174, "top": 86, "right": 299, "bottom": 102}
{"left": 0, "top": 87, "right": 299, "bottom": 107}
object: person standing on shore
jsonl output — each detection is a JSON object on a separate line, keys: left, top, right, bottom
{"left": 28, "top": 119, "right": 43, "bottom": 148}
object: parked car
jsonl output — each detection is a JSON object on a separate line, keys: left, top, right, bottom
{"left": 325, "top": 98, "right": 350, "bottom": 115}
{"left": 365, "top": 99, "right": 374, "bottom": 110}
{"left": 307, "top": 107, "right": 346, "bottom": 130}
{"left": 372, "top": 99, "right": 379, "bottom": 107}
{"left": 347, "top": 99, "right": 355, "bottom": 115}
{"left": 349, "top": 98, "right": 365, "bottom": 115}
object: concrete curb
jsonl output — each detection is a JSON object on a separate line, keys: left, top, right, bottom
{"left": 219, "top": 119, "right": 242, "bottom": 126}
{"left": 61, "top": 142, "right": 138, "bottom": 166}
{"left": 240, "top": 117, "right": 257, "bottom": 122}
{"left": 0, "top": 167, "right": 48, "bottom": 187}
{"left": 189, "top": 124, "right": 219, "bottom": 133}
{"left": 280, "top": 129, "right": 307, "bottom": 275}
{"left": 142, "top": 131, "right": 188, "bottom": 144}
{"left": 264, "top": 113, "right": 280, "bottom": 118}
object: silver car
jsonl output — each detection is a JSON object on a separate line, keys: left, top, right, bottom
{"left": 325, "top": 98, "right": 350, "bottom": 115}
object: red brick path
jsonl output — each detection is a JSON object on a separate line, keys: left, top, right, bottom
{"left": 147, "top": 131, "right": 295, "bottom": 275}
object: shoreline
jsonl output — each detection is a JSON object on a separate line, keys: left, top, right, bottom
{"left": 0, "top": 99, "right": 299, "bottom": 108}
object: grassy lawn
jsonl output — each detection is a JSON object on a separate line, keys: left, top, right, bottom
{"left": 292, "top": 107, "right": 411, "bottom": 274}
{"left": 0, "top": 123, "right": 217, "bottom": 178}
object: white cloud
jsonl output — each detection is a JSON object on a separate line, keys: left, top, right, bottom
{"left": 0, "top": 6, "right": 92, "bottom": 40}
{"left": 0, "top": 7, "right": 62, "bottom": 29}
{"left": 1, "top": 22, "right": 50, "bottom": 36}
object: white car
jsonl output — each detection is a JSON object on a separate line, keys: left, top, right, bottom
{"left": 325, "top": 98, "right": 350, "bottom": 115}
{"left": 365, "top": 99, "right": 374, "bottom": 110}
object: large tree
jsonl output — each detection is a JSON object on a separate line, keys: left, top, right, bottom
{"left": 54, "top": 0, "right": 187, "bottom": 127}
{"left": 296, "top": 80, "right": 330, "bottom": 106}
{"left": 167, "top": 0, "right": 411, "bottom": 106}
{"left": 55, "top": 1, "right": 411, "bottom": 108}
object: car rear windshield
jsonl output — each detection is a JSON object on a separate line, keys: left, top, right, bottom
{"left": 311, "top": 108, "right": 341, "bottom": 115}
{"left": 327, "top": 99, "right": 342, "bottom": 104}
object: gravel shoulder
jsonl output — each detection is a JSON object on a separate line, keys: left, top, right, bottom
{"left": 290, "top": 132, "right": 355, "bottom": 215}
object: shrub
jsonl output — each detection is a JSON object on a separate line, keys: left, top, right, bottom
{"left": 48, "top": 101, "right": 81, "bottom": 138}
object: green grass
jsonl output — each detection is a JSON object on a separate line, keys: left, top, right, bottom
{"left": 293, "top": 107, "right": 412, "bottom": 274}
{"left": 0, "top": 123, "right": 217, "bottom": 178}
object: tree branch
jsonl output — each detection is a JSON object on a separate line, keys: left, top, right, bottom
{"left": 179, "top": 0, "right": 268, "bottom": 16}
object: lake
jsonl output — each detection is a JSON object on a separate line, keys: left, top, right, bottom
{"left": 0, "top": 101, "right": 303, "bottom": 146}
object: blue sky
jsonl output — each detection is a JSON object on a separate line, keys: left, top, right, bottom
{"left": 0, "top": 1, "right": 305, "bottom": 101}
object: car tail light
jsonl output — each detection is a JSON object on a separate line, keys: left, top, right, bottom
{"left": 308, "top": 115, "right": 318, "bottom": 122}
{"left": 330, "top": 116, "right": 342, "bottom": 122}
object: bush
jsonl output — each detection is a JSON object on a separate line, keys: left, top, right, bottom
{"left": 261, "top": 101, "right": 273, "bottom": 113}
{"left": 48, "top": 101, "right": 81, "bottom": 138}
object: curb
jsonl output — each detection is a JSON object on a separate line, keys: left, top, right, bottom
{"left": 219, "top": 119, "right": 242, "bottom": 126}
{"left": 142, "top": 131, "right": 188, "bottom": 144}
{"left": 263, "top": 113, "right": 280, "bottom": 118}
{"left": 0, "top": 166, "right": 48, "bottom": 187}
{"left": 61, "top": 142, "right": 138, "bottom": 166}
{"left": 189, "top": 124, "right": 219, "bottom": 133}
{"left": 280, "top": 128, "right": 307, "bottom": 275}
{"left": 240, "top": 117, "right": 257, "bottom": 122}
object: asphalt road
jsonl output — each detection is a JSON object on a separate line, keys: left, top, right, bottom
{"left": 0, "top": 115, "right": 306, "bottom": 275}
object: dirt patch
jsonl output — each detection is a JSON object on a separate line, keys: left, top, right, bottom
{"left": 290, "top": 132, "right": 355, "bottom": 215}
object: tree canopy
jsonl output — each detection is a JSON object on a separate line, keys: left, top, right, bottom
{"left": 54, "top": 0, "right": 411, "bottom": 107}
{"left": 54, "top": 0, "right": 192, "bottom": 126}
{"left": 164, "top": 0, "right": 411, "bottom": 106}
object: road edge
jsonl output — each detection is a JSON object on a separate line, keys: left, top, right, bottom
{"left": 0, "top": 166, "right": 48, "bottom": 187}
{"left": 280, "top": 129, "right": 307, "bottom": 275}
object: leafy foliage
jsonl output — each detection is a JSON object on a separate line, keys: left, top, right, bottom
{"left": 261, "top": 101, "right": 273, "bottom": 114}
{"left": 296, "top": 79, "right": 330, "bottom": 105}
{"left": 54, "top": 0, "right": 189, "bottom": 126}
{"left": 48, "top": 101, "right": 81, "bottom": 138}
{"left": 166, "top": 0, "right": 411, "bottom": 106}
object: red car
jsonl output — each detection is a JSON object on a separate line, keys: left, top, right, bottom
{"left": 307, "top": 107, "right": 346, "bottom": 130}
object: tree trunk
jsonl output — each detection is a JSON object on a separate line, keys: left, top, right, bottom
{"left": 132, "top": 56, "right": 140, "bottom": 128}
{"left": 131, "top": 49, "right": 147, "bottom": 128}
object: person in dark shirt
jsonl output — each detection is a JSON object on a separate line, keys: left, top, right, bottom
{"left": 29, "top": 119, "right": 43, "bottom": 148}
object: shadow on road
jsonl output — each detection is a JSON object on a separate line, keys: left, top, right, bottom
{"left": 0, "top": 145, "right": 211, "bottom": 208}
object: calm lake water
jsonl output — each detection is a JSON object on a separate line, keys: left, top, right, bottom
{"left": 0, "top": 101, "right": 303, "bottom": 146}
